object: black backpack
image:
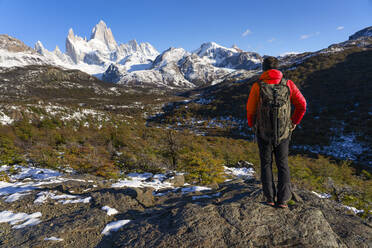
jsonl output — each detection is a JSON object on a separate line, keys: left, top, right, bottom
{"left": 256, "top": 78, "right": 292, "bottom": 145}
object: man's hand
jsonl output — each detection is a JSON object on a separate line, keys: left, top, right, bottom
{"left": 290, "top": 123, "right": 297, "bottom": 132}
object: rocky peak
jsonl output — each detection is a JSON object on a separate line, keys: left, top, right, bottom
{"left": 90, "top": 20, "right": 117, "bottom": 49}
{"left": 153, "top": 47, "right": 189, "bottom": 68}
{"left": 0, "top": 34, "right": 36, "bottom": 53}
{"left": 349, "top": 26, "right": 372, "bottom": 40}
{"left": 54, "top": 45, "right": 61, "bottom": 53}
{"left": 232, "top": 44, "right": 243, "bottom": 52}
{"left": 128, "top": 39, "right": 139, "bottom": 49}
{"left": 195, "top": 42, "right": 224, "bottom": 57}
{"left": 67, "top": 28, "right": 75, "bottom": 40}
{"left": 102, "top": 63, "right": 122, "bottom": 83}
{"left": 34, "top": 40, "right": 44, "bottom": 53}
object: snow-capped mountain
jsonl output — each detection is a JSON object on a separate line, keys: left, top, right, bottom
{"left": 104, "top": 44, "right": 262, "bottom": 88}
{"left": 0, "top": 34, "right": 52, "bottom": 67}
{"left": 109, "top": 47, "right": 194, "bottom": 88}
{"left": 0, "top": 20, "right": 263, "bottom": 88}
{"left": 34, "top": 20, "right": 159, "bottom": 76}
{"left": 194, "top": 42, "right": 261, "bottom": 70}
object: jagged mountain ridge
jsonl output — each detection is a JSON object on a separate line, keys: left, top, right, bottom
{"left": 0, "top": 34, "right": 53, "bottom": 68}
{"left": 279, "top": 26, "right": 372, "bottom": 68}
{"left": 0, "top": 20, "right": 262, "bottom": 88}
{"left": 1, "top": 24, "right": 372, "bottom": 89}
{"left": 34, "top": 20, "right": 159, "bottom": 76}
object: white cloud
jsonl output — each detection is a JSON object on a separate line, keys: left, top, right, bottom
{"left": 337, "top": 26, "right": 344, "bottom": 30}
{"left": 242, "top": 29, "right": 252, "bottom": 37}
{"left": 300, "top": 34, "right": 310, "bottom": 40}
{"left": 300, "top": 32, "right": 320, "bottom": 40}
{"left": 267, "top": 38, "right": 276, "bottom": 43}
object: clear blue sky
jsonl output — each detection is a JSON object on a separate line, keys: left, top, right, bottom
{"left": 1, "top": 0, "right": 371, "bottom": 56}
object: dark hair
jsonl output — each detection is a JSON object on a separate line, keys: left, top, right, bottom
{"left": 262, "top": 56, "right": 279, "bottom": 71}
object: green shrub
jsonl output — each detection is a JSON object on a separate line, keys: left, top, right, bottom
{"left": 179, "top": 149, "right": 225, "bottom": 185}
{"left": 0, "top": 171, "right": 10, "bottom": 182}
{"left": 0, "top": 133, "right": 24, "bottom": 165}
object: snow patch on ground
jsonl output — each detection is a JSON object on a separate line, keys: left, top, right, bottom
{"left": 343, "top": 205, "right": 365, "bottom": 214}
{"left": 3, "top": 192, "right": 31, "bottom": 202}
{"left": 0, "top": 210, "right": 42, "bottom": 229}
{"left": 102, "top": 206, "right": 119, "bottom": 216}
{"left": 192, "top": 192, "right": 221, "bottom": 200}
{"left": 311, "top": 191, "right": 365, "bottom": 215}
{"left": 10, "top": 165, "right": 62, "bottom": 180}
{"left": 293, "top": 131, "right": 369, "bottom": 162}
{"left": 181, "top": 186, "right": 211, "bottom": 194}
{"left": 44, "top": 237, "right": 64, "bottom": 241}
{"left": 101, "top": 219, "right": 131, "bottom": 235}
{"left": 59, "top": 196, "right": 91, "bottom": 204}
{"left": 0, "top": 111, "right": 14, "bottom": 125}
{"left": 224, "top": 166, "right": 255, "bottom": 178}
{"left": 0, "top": 165, "right": 91, "bottom": 204}
{"left": 311, "top": 191, "right": 331, "bottom": 199}
{"left": 34, "top": 191, "right": 90, "bottom": 204}
{"left": 110, "top": 167, "right": 255, "bottom": 197}
{"left": 112, "top": 172, "right": 173, "bottom": 190}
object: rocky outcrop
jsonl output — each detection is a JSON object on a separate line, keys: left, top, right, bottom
{"left": 102, "top": 63, "right": 122, "bottom": 83}
{"left": 0, "top": 173, "right": 371, "bottom": 248}
{"left": 105, "top": 179, "right": 371, "bottom": 248}
{"left": 349, "top": 26, "right": 372, "bottom": 40}
{"left": 0, "top": 34, "right": 36, "bottom": 53}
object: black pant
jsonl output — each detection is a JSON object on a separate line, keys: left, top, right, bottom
{"left": 257, "top": 136, "right": 291, "bottom": 203}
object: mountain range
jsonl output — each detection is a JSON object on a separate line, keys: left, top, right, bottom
{"left": 0, "top": 20, "right": 262, "bottom": 88}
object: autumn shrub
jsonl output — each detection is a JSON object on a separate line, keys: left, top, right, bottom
{"left": 13, "top": 118, "right": 36, "bottom": 145}
{"left": 0, "top": 171, "right": 10, "bottom": 182}
{"left": 178, "top": 148, "right": 225, "bottom": 185}
{"left": 95, "top": 161, "right": 119, "bottom": 179}
{"left": 0, "top": 132, "right": 24, "bottom": 165}
{"left": 29, "top": 144, "right": 62, "bottom": 169}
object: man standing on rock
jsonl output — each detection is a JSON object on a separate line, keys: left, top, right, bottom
{"left": 246, "top": 56, "right": 306, "bottom": 208}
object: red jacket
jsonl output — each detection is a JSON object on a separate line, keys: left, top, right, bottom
{"left": 246, "top": 69, "right": 306, "bottom": 127}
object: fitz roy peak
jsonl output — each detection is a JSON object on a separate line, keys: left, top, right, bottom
{"left": 89, "top": 20, "right": 117, "bottom": 50}
{"left": 35, "top": 20, "right": 159, "bottom": 75}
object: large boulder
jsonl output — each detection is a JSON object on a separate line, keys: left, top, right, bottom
{"left": 109, "top": 180, "right": 371, "bottom": 248}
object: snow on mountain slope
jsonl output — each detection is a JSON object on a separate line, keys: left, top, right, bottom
{"left": 179, "top": 53, "right": 234, "bottom": 86}
{"left": 278, "top": 34, "right": 372, "bottom": 68}
{"left": 153, "top": 47, "right": 190, "bottom": 69}
{"left": 1, "top": 21, "right": 262, "bottom": 88}
{"left": 0, "top": 35, "right": 51, "bottom": 68}
{"left": 349, "top": 26, "right": 372, "bottom": 40}
{"left": 3, "top": 24, "right": 372, "bottom": 89}
{"left": 111, "top": 42, "right": 263, "bottom": 88}
{"left": 114, "top": 47, "right": 194, "bottom": 88}
{"left": 33, "top": 20, "right": 159, "bottom": 76}
{"left": 194, "top": 42, "right": 262, "bottom": 70}
{"left": 0, "top": 48, "right": 50, "bottom": 68}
